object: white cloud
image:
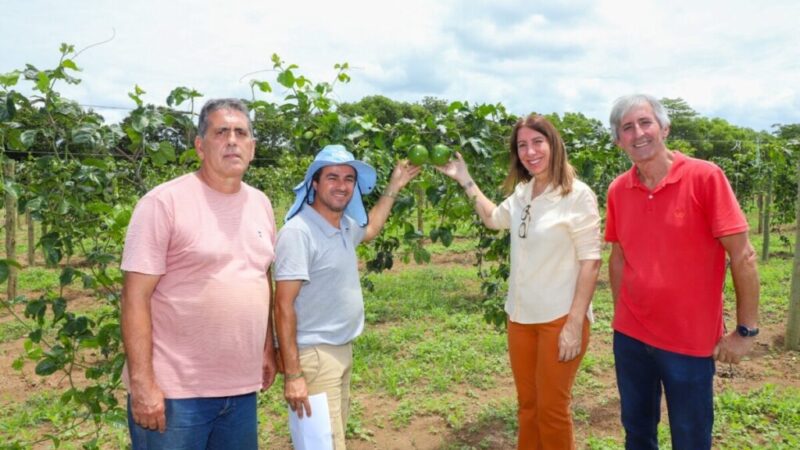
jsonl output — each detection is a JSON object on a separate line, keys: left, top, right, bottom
{"left": 2, "top": 0, "right": 798, "bottom": 131}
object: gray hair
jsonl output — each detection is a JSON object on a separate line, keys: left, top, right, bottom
{"left": 197, "top": 98, "right": 254, "bottom": 138}
{"left": 609, "top": 94, "right": 671, "bottom": 141}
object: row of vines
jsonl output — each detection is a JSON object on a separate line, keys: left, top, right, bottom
{"left": 1, "top": 43, "right": 799, "bottom": 448}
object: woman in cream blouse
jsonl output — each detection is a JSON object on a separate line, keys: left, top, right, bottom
{"left": 436, "top": 114, "right": 601, "bottom": 450}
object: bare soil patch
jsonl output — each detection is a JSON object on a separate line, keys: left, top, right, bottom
{"left": 3, "top": 247, "right": 800, "bottom": 448}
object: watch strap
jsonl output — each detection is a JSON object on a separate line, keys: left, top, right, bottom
{"left": 736, "top": 325, "right": 759, "bottom": 337}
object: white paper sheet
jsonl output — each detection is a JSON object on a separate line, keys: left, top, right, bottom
{"left": 288, "top": 392, "right": 333, "bottom": 450}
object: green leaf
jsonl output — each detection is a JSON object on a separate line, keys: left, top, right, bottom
{"left": 25, "top": 299, "right": 47, "bottom": 322}
{"left": 3, "top": 180, "right": 20, "bottom": 200}
{"left": 20, "top": 129, "right": 38, "bottom": 148}
{"left": 0, "top": 70, "right": 21, "bottom": 87}
{"left": 128, "top": 85, "right": 146, "bottom": 107}
{"left": 0, "top": 258, "right": 22, "bottom": 270}
{"left": 148, "top": 143, "right": 166, "bottom": 166}
{"left": 346, "top": 130, "right": 363, "bottom": 141}
{"left": 157, "top": 141, "right": 177, "bottom": 162}
{"left": 61, "top": 59, "right": 79, "bottom": 71}
{"left": 277, "top": 69, "right": 295, "bottom": 88}
{"left": 60, "top": 388, "right": 76, "bottom": 404}
{"left": 440, "top": 228, "right": 453, "bottom": 247}
{"left": 393, "top": 135, "right": 413, "bottom": 151}
{"left": 166, "top": 86, "right": 201, "bottom": 107}
{"left": 0, "top": 95, "right": 16, "bottom": 122}
{"left": 85, "top": 366, "right": 104, "bottom": 379}
{"left": 372, "top": 134, "right": 385, "bottom": 150}
{"left": 72, "top": 126, "right": 97, "bottom": 146}
{"left": 447, "top": 101, "right": 466, "bottom": 113}
{"left": 82, "top": 274, "right": 96, "bottom": 290}
{"left": 36, "top": 71, "right": 50, "bottom": 93}
{"left": 361, "top": 277, "right": 375, "bottom": 292}
{"left": 475, "top": 104, "right": 497, "bottom": 118}
{"left": 12, "top": 356, "right": 24, "bottom": 370}
{"left": 86, "top": 201, "right": 113, "bottom": 214}
{"left": 59, "top": 42, "right": 75, "bottom": 55}
{"left": 112, "top": 206, "right": 133, "bottom": 231}
{"left": 27, "top": 329, "right": 43, "bottom": 344}
{"left": 6, "top": 129, "right": 23, "bottom": 150}
{"left": 131, "top": 113, "right": 149, "bottom": 133}
{"left": 60, "top": 267, "right": 77, "bottom": 287}
{"left": 179, "top": 148, "right": 199, "bottom": 164}
{"left": 465, "top": 137, "right": 489, "bottom": 157}
{"left": 0, "top": 261, "right": 9, "bottom": 283}
{"left": 124, "top": 124, "right": 142, "bottom": 146}
{"left": 64, "top": 316, "right": 90, "bottom": 336}
{"left": 413, "top": 246, "right": 431, "bottom": 264}
{"left": 52, "top": 296, "right": 67, "bottom": 321}
{"left": 35, "top": 357, "right": 60, "bottom": 376}
{"left": 41, "top": 233, "right": 62, "bottom": 266}
{"left": 25, "top": 196, "right": 44, "bottom": 212}
{"left": 250, "top": 80, "right": 272, "bottom": 93}
{"left": 80, "top": 336, "right": 100, "bottom": 349}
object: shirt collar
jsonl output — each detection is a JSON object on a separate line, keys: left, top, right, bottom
{"left": 518, "top": 179, "right": 562, "bottom": 204}
{"left": 624, "top": 151, "right": 687, "bottom": 191}
{"left": 300, "top": 206, "right": 350, "bottom": 237}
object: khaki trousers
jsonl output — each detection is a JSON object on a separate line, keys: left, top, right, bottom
{"left": 507, "top": 315, "right": 589, "bottom": 450}
{"left": 299, "top": 342, "right": 353, "bottom": 450}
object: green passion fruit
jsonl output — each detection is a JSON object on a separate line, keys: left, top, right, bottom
{"left": 430, "top": 144, "right": 452, "bottom": 166}
{"left": 408, "top": 144, "right": 429, "bottom": 166}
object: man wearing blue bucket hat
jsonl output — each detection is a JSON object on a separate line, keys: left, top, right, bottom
{"left": 274, "top": 144, "right": 419, "bottom": 449}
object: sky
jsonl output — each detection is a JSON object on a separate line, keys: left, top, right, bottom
{"left": 2, "top": 0, "right": 799, "bottom": 132}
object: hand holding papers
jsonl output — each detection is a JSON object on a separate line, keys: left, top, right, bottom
{"left": 289, "top": 392, "right": 333, "bottom": 450}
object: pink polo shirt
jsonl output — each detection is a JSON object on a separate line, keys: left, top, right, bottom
{"left": 605, "top": 152, "right": 748, "bottom": 356}
{"left": 121, "top": 173, "right": 276, "bottom": 398}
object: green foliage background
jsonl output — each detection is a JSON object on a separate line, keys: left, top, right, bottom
{"left": 0, "top": 43, "right": 798, "bottom": 448}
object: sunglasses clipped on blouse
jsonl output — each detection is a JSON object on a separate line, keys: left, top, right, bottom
{"left": 518, "top": 204, "right": 531, "bottom": 238}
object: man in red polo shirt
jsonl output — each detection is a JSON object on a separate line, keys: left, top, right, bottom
{"left": 605, "top": 94, "right": 760, "bottom": 450}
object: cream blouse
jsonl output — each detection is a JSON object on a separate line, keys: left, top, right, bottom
{"left": 488, "top": 178, "right": 601, "bottom": 324}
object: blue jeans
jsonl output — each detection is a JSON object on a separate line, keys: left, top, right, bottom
{"left": 128, "top": 393, "right": 258, "bottom": 450}
{"left": 613, "top": 331, "right": 715, "bottom": 450}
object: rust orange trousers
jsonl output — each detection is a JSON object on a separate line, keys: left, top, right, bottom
{"left": 507, "top": 315, "right": 590, "bottom": 450}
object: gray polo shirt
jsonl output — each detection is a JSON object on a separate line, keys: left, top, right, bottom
{"left": 274, "top": 206, "right": 366, "bottom": 348}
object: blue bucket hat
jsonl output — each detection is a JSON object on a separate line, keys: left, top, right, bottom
{"left": 285, "top": 144, "right": 377, "bottom": 226}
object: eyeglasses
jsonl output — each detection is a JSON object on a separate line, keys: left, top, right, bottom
{"left": 518, "top": 205, "right": 531, "bottom": 238}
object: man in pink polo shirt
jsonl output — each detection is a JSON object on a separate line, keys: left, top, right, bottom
{"left": 605, "top": 94, "right": 760, "bottom": 450}
{"left": 120, "top": 98, "right": 277, "bottom": 449}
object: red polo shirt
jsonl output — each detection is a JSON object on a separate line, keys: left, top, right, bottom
{"left": 605, "top": 152, "right": 748, "bottom": 356}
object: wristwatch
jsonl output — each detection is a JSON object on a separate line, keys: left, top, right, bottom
{"left": 736, "top": 325, "right": 759, "bottom": 337}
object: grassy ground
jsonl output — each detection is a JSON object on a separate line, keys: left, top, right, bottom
{"left": 1, "top": 219, "right": 800, "bottom": 448}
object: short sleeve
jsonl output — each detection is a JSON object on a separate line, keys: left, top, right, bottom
{"left": 121, "top": 196, "right": 171, "bottom": 275}
{"left": 703, "top": 165, "right": 748, "bottom": 238}
{"left": 488, "top": 196, "right": 513, "bottom": 230}
{"left": 352, "top": 219, "right": 367, "bottom": 246}
{"left": 263, "top": 196, "right": 278, "bottom": 248}
{"left": 604, "top": 183, "right": 618, "bottom": 243}
{"left": 274, "top": 227, "right": 312, "bottom": 282}
{"left": 570, "top": 187, "right": 602, "bottom": 260}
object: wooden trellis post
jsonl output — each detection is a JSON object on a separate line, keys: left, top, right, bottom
{"left": 4, "top": 159, "right": 17, "bottom": 300}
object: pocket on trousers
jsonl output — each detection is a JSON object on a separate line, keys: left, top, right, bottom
{"left": 299, "top": 346, "right": 321, "bottom": 385}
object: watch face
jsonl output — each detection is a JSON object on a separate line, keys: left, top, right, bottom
{"left": 737, "top": 326, "right": 747, "bottom": 337}
{"left": 737, "top": 325, "right": 758, "bottom": 337}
